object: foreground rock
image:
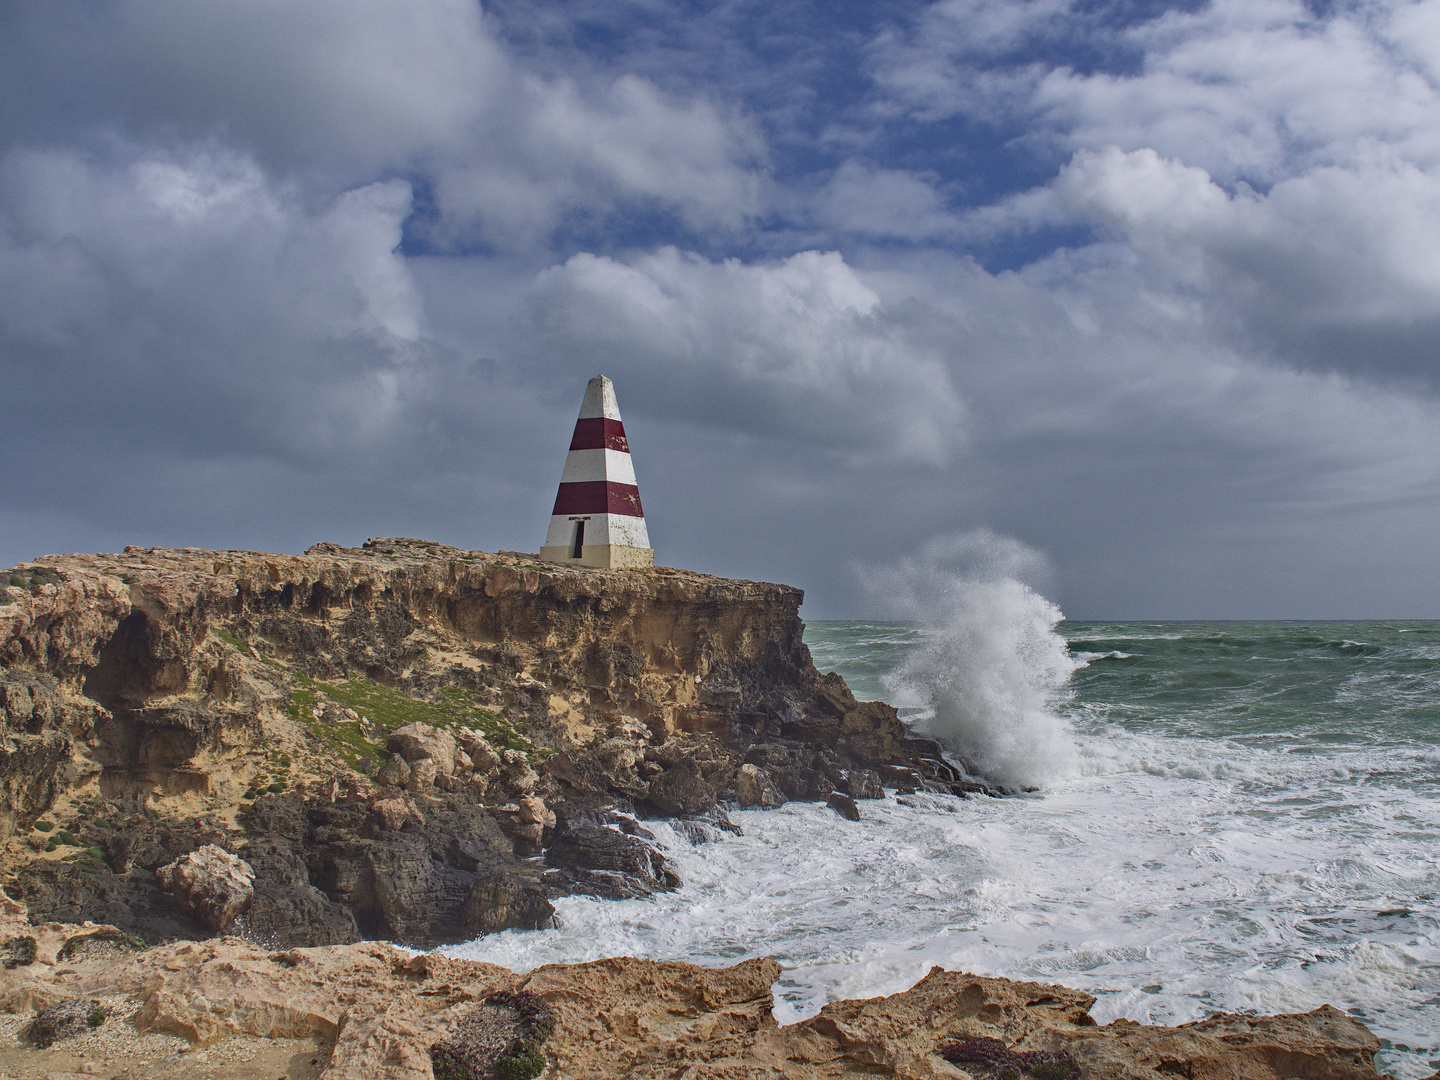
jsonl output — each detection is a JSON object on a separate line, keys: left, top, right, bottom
{"left": 0, "top": 908, "right": 1391, "bottom": 1080}
{"left": 0, "top": 538, "right": 971, "bottom": 949}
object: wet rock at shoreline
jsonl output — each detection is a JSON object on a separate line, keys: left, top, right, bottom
{"left": 827, "top": 790, "right": 861, "bottom": 821}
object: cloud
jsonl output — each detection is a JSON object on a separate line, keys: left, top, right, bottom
{"left": 868, "top": 0, "right": 1440, "bottom": 181}
{"left": 521, "top": 246, "right": 966, "bottom": 464}
{"left": 432, "top": 72, "right": 766, "bottom": 249}
{"left": 1047, "top": 145, "right": 1440, "bottom": 383}
{"left": 0, "top": 0, "right": 767, "bottom": 252}
{"left": 865, "top": 0, "right": 1440, "bottom": 388}
{"left": 0, "top": 144, "right": 423, "bottom": 461}
{"left": 810, "top": 160, "right": 962, "bottom": 242}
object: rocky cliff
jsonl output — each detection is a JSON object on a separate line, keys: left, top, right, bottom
{"left": 0, "top": 539, "right": 965, "bottom": 949}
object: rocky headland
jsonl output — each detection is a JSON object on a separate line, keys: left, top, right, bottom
{"left": 0, "top": 538, "right": 974, "bottom": 950}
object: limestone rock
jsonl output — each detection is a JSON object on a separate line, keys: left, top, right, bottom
{"left": 387, "top": 722, "right": 457, "bottom": 777}
{"left": 0, "top": 921, "right": 1392, "bottom": 1080}
{"left": 843, "top": 767, "right": 886, "bottom": 799}
{"left": 735, "top": 762, "right": 785, "bottom": 808}
{"left": 154, "top": 845, "right": 254, "bottom": 932}
{"left": 457, "top": 730, "right": 501, "bottom": 774}
{"left": 0, "top": 538, "right": 949, "bottom": 950}
{"left": 827, "top": 790, "right": 861, "bottom": 821}
{"left": 375, "top": 753, "right": 412, "bottom": 788}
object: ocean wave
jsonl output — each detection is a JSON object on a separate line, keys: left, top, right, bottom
{"left": 865, "top": 532, "right": 1080, "bottom": 791}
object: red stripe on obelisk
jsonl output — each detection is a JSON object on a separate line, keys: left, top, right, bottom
{"left": 552, "top": 481, "right": 645, "bottom": 517}
{"left": 569, "top": 417, "right": 629, "bottom": 452}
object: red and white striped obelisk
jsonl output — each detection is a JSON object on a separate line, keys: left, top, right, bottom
{"left": 539, "top": 375, "right": 654, "bottom": 569}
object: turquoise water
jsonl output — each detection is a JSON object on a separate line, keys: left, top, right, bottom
{"left": 451, "top": 619, "right": 1440, "bottom": 1077}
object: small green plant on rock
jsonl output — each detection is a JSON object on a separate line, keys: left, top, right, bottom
{"left": 430, "top": 990, "right": 554, "bottom": 1080}
{"left": 494, "top": 1043, "right": 546, "bottom": 1080}
{"left": 33, "top": 821, "right": 53, "bottom": 833}
{"left": 213, "top": 628, "right": 254, "bottom": 657}
{"left": 2, "top": 936, "right": 36, "bottom": 970}
{"left": 86, "top": 1005, "right": 107, "bottom": 1028}
{"left": 940, "top": 1037, "right": 1080, "bottom": 1080}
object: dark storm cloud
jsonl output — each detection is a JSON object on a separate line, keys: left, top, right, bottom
{"left": 2, "top": 0, "right": 1440, "bottom": 617}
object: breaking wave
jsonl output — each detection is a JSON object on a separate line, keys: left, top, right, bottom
{"left": 864, "top": 530, "right": 1079, "bottom": 790}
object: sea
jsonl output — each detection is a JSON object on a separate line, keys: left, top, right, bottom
{"left": 446, "top": 616, "right": 1440, "bottom": 1077}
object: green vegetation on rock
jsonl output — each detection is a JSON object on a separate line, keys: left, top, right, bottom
{"left": 289, "top": 675, "right": 527, "bottom": 771}
{"left": 212, "top": 628, "right": 253, "bottom": 657}
{"left": 495, "top": 1044, "right": 546, "bottom": 1080}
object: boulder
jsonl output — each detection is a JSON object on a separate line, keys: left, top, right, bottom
{"left": 372, "top": 795, "right": 423, "bottom": 831}
{"left": 516, "top": 796, "right": 555, "bottom": 828}
{"left": 27, "top": 998, "right": 104, "bottom": 1046}
{"left": 374, "top": 753, "right": 411, "bottom": 788}
{"left": 826, "top": 791, "right": 860, "bottom": 821}
{"left": 647, "top": 759, "right": 716, "bottom": 816}
{"left": 154, "top": 845, "right": 254, "bottom": 932}
{"left": 501, "top": 749, "right": 539, "bottom": 794}
{"left": 742, "top": 742, "right": 839, "bottom": 800}
{"left": 457, "top": 730, "right": 501, "bottom": 774}
{"left": 734, "top": 763, "right": 785, "bottom": 809}
{"left": 404, "top": 757, "right": 439, "bottom": 791}
{"left": 544, "top": 823, "right": 677, "bottom": 899}
{"left": 238, "top": 840, "right": 359, "bottom": 948}
{"left": 387, "top": 723, "right": 457, "bottom": 777}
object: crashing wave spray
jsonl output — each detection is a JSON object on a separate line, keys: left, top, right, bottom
{"left": 865, "top": 530, "right": 1079, "bottom": 790}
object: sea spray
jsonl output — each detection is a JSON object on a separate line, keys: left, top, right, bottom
{"left": 864, "top": 530, "right": 1079, "bottom": 789}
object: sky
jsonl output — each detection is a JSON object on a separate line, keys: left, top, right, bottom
{"left": 2, "top": 0, "right": 1440, "bottom": 619}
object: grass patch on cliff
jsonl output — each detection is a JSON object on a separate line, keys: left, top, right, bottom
{"left": 212, "top": 628, "right": 253, "bottom": 657}
{"left": 290, "top": 676, "right": 528, "bottom": 771}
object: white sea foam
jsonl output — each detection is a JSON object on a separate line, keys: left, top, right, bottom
{"left": 863, "top": 530, "right": 1079, "bottom": 789}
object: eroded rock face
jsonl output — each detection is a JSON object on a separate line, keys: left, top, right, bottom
{"left": 155, "top": 844, "right": 254, "bottom": 932}
{"left": 0, "top": 538, "right": 961, "bottom": 949}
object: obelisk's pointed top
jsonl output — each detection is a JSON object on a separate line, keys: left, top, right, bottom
{"left": 578, "top": 375, "right": 621, "bottom": 420}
